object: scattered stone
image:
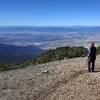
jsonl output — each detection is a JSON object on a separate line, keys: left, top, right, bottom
{"left": 42, "top": 70, "right": 50, "bottom": 74}
{"left": 0, "top": 56, "right": 100, "bottom": 100}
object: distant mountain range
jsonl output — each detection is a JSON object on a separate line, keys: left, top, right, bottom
{"left": 0, "top": 26, "right": 100, "bottom": 33}
{"left": 0, "top": 43, "right": 42, "bottom": 63}
{"left": 0, "top": 26, "right": 100, "bottom": 63}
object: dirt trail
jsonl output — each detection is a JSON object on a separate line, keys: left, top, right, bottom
{"left": 0, "top": 56, "right": 100, "bottom": 100}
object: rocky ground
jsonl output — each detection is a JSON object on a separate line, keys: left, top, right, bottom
{"left": 0, "top": 56, "right": 100, "bottom": 100}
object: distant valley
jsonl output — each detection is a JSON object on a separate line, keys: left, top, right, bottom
{"left": 0, "top": 26, "right": 100, "bottom": 63}
{"left": 0, "top": 43, "right": 42, "bottom": 63}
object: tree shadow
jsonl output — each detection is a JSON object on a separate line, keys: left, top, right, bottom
{"left": 94, "top": 68, "right": 100, "bottom": 72}
{"left": 94, "top": 71, "right": 100, "bottom": 72}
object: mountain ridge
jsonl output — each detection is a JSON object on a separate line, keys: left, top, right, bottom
{"left": 0, "top": 55, "right": 100, "bottom": 100}
{"left": 0, "top": 43, "right": 42, "bottom": 63}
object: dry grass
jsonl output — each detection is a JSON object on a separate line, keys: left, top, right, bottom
{"left": 0, "top": 56, "right": 100, "bottom": 100}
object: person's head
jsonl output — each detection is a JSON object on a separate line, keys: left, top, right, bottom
{"left": 91, "top": 42, "right": 95, "bottom": 47}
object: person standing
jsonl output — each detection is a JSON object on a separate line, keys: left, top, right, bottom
{"left": 88, "top": 42, "right": 96, "bottom": 72}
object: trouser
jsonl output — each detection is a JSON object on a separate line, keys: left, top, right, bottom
{"left": 88, "top": 58, "right": 95, "bottom": 72}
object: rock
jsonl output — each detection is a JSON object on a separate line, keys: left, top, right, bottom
{"left": 42, "top": 70, "right": 50, "bottom": 74}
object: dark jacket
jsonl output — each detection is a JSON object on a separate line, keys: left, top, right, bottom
{"left": 88, "top": 46, "right": 96, "bottom": 60}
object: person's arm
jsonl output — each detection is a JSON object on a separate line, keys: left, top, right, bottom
{"left": 95, "top": 47, "right": 96, "bottom": 54}
{"left": 88, "top": 47, "right": 91, "bottom": 57}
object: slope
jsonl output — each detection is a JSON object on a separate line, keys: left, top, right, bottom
{"left": 0, "top": 56, "right": 100, "bottom": 100}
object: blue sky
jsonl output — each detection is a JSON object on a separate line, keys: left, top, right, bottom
{"left": 0, "top": 0, "right": 100, "bottom": 26}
